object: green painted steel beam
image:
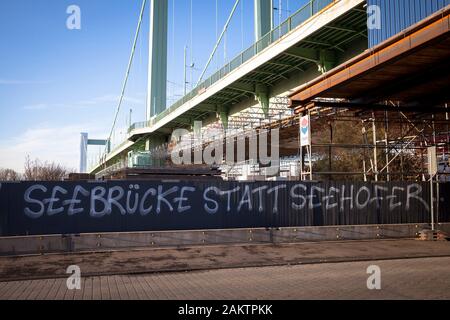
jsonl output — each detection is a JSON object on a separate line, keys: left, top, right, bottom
{"left": 87, "top": 139, "right": 108, "bottom": 146}
{"left": 255, "top": 83, "right": 270, "bottom": 118}
{"left": 284, "top": 47, "right": 320, "bottom": 63}
{"left": 217, "top": 105, "right": 230, "bottom": 130}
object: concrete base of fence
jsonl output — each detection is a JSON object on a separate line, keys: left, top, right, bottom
{"left": 1, "top": 223, "right": 449, "bottom": 256}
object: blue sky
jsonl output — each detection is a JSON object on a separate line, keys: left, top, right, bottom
{"left": 0, "top": 0, "right": 307, "bottom": 172}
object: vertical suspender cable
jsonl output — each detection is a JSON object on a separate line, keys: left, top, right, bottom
{"left": 216, "top": 0, "right": 219, "bottom": 70}
{"left": 190, "top": 0, "right": 194, "bottom": 90}
{"left": 103, "top": 0, "right": 147, "bottom": 160}
{"left": 279, "top": 0, "right": 282, "bottom": 25}
{"left": 224, "top": 28, "right": 227, "bottom": 63}
{"left": 241, "top": 0, "right": 244, "bottom": 50}
{"left": 172, "top": 0, "right": 175, "bottom": 61}
{"left": 196, "top": 0, "right": 241, "bottom": 86}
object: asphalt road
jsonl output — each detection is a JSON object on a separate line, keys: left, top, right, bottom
{"left": 1, "top": 256, "right": 449, "bottom": 300}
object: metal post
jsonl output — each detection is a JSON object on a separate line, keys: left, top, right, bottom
{"left": 184, "top": 45, "right": 188, "bottom": 95}
{"left": 129, "top": 108, "right": 133, "bottom": 128}
{"left": 308, "top": 145, "right": 313, "bottom": 181}
{"left": 308, "top": 110, "right": 313, "bottom": 181}
{"left": 299, "top": 114, "right": 304, "bottom": 180}
{"left": 372, "top": 112, "right": 378, "bottom": 181}
{"left": 278, "top": 0, "right": 282, "bottom": 26}
{"left": 400, "top": 113, "right": 404, "bottom": 181}
{"left": 430, "top": 173, "right": 435, "bottom": 231}
{"left": 421, "top": 144, "right": 426, "bottom": 182}
{"left": 432, "top": 114, "right": 437, "bottom": 230}
{"left": 384, "top": 111, "right": 390, "bottom": 182}
{"left": 363, "top": 160, "right": 367, "bottom": 182}
{"left": 328, "top": 121, "right": 333, "bottom": 180}
{"left": 446, "top": 103, "right": 449, "bottom": 154}
{"left": 436, "top": 181, "right": 440, "bottom": 226}
{"left": 362, "top": 121, "right": 368, "bottom": 181}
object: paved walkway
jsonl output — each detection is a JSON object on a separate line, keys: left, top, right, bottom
{"left": 2, "top": 240, "right": 450, "bottom": 282}
{"left": 1, "top": 256, "right": 449, "bottom": 300}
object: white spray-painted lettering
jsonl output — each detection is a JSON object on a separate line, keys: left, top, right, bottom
{"left": 22, "top": 183, "right": 430, "bottom": 218}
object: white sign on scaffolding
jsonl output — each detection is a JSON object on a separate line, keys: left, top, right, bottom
{"left": 300, "top": 115, "right": 311, "bottom": 147}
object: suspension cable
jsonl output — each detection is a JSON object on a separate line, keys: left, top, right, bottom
{"left": 196, "top": 0, "right": 241, "bottom": 86}
{"left": 103, "top": 0, "right": 147, "bottom": 159}
{"left": 241, "top": 0, "right": 244, "bottom": 50}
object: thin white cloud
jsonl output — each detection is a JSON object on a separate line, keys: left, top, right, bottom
{"left": 0, "top": 79, "right": 48, "bottom": 85}
{"left": 79, "top": 94, "right": 145, "bottom": 106}
{"left": 21, "top": 94, "right": 145, "bottom": 111}
{"left": 22, "top": 103, "right": 51, "bottom": 110}
{"left": 0, "top": 124, "right": 109, "bottom": 173}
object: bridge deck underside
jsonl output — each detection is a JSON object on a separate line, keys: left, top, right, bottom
{"left": 91, "top": 2, "right": 369, "bottom": 174}
{"left": 289, "top": 6, "right": 450, "bottom": 107}
{"left": 162, "top": 6, "right": 368, "bottom": 131}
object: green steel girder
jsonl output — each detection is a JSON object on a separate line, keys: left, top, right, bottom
{"left": 229, "top": 82, "right": 256, "bottom": 94}
{"left": 87, "top": 139, "right": 108, "bottom": 146}
{"left": 318, "top": 49, "right": 336, "bottom": 73}
{"left": 251, "top": 69, "right": 289, "bottom": 79}
{"left": 255, "top": 83, "right": 270, "bottom": 118}
{"left": 196, "top": 104, "right": 218, "bottom": 112}
{"left": 170, "top": 116, "right": 194, "bottom": 126}
{"left": 284, "top": 47, "right": 336, "bottom": 74}
{"left": 301, "top": 39, "right": 345, "bottom": 52}
{"left": 284, "top": 47, "right": 320, "bottom": 63}
{"left": 217, "top": 105, "right": 230, "bottom": 130}
{"left": 324, "top": 24, "right": 361, "bottom": 33}
{"left": 267, "top": 61, "right": 305, "bottom": 71}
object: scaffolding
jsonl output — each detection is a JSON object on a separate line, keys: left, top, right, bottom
{"left": 95, "top": 95, "right": 450, "bottom": 184}
{"left": 295, "top": 101, "right": 450, "bottom": 182}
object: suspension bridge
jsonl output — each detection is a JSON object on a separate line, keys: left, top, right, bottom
{"left": 82, "top": 0, "right": 450, "bottom": 183}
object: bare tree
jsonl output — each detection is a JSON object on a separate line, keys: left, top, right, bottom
{"left": 23, "top": 156, "right": 71, "bottom": 181}
{"left": 0, "top": 168, "right": 21, "bottom": 181}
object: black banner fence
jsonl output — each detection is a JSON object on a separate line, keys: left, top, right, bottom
{"left": 0, "top": 181, "right": 448, "bottom": 236}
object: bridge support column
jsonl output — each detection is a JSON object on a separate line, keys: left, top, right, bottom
{"left": 145, "top": 135, "right": 167, "bottom": 151}
{"left": 286, "top": 47, "right": 336, "bottom": 74}
{"left": 147, "top": 0, "right": 168, "bottom": 119}
{"left": 254, "top": 0, "right": 273, "bottom": 41}
{"left": 80, "top": 133, "right": 110, "bottom": 173}
{"left": 318, "top": 50, "right": 336, "bottom": 73}
{"left": 144, "top": 135, "right": 167, "bottom": 167}
{"left": 80, "top": 133, "right": 88, "bottom": 173}
{"left": 255, "top": 84, "right": 270, "bottom": 118}
{"left": 217, "top": 105, "right": 230, "bottom": 130}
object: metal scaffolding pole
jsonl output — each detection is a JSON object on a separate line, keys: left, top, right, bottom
{"left": 372, "top": 112, "right": 378, "bottom": 182}
{"left": 384, "top": 110, "right": 390, "bottom": 181}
